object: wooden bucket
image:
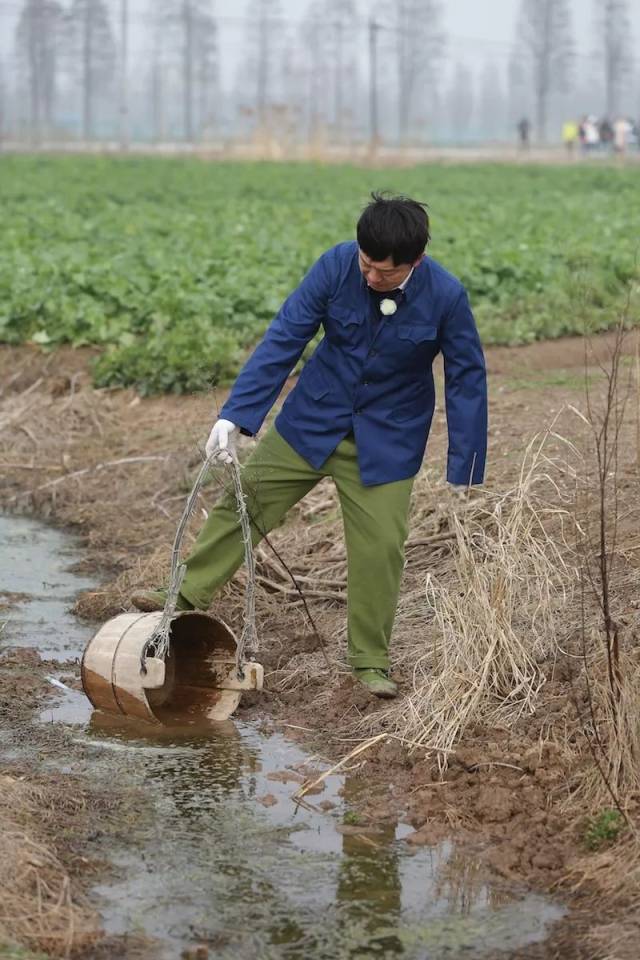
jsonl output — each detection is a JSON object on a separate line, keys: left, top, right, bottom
{"left": 81, "top": 610, "right": 263, "bottom": 725}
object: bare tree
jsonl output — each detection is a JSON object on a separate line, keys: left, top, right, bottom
{"left": 386, "top": 0, "right": 446, "bottom": 144}
{"left": 299, "top": 1, "right": 328, "bottom": 144}
{"left": 506, "top": 51, "right": 529, "bottom": 133}
{"left": 298, "top": 0, "right": 358, "bottom": 145}
{"left": 447, "top": 62, "right": 474, "bottom": 141}
{"left": 118, "top": 0, "right": 128, "bottom": 148}
{"left": 594, "top": 0, "right": 632, "bottom": 117}
{"left": 15, "top": 0, "right": 64, "bottom": 143}
{"left": 243, "top": 0, "right": 283, "bottom": 133}
{"left": 516, "top": 0, "right": 573, "bottom": 143}
{"left": 478, "top": 61, "right": 505, "bottom": 141}
{"left": 0, "top": 60, "right": 6, "bottom": 143}
{"left": 66, "top": 0, "right": 116, "bottom": 140}
{"left": 149, "top": 0, "right": 217, "bottom": 143}
{"left": 149, "top": 2, "right": 164, "bottom": 142}
{"left": 323, "top": 0, "right": 358, "bottom": 142}
{"left": 192, "top": 2, "right": 219, "bottom": 139}
{"left": 180, "top": 0, "right": 196, "bottom": 141}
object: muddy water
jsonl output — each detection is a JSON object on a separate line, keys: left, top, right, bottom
{"left": 1, "top": 513, "right": 97, "bottom": 658}
{"left": 3, "top": 515, "right": 564, "bottom": 959}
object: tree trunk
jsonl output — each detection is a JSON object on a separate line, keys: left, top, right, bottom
{"left": 182, "top": 0, "right": 193, "bottom": 142}
{"left": 27, "top": 0, "right": 42, "bottom": 144}
{"left": 82, "top": 0, "right": 93, "bottom": 140}
{"left": 256, "top": 5, "right": 268, "bottom": 132}
{"left": 398, "top": 75, "right": 411, "bottom": 144}
{"left": 119, "top": 0, "right": 129, "bottom": 149}
{"left": 535, "top": 81, "right": 547, "bottom": 143}
{"left": 307, "top": 26, "right": 321, "bottom": 145}
{"left": 333, "top": 18, "right": 343, "bottom": 142}
{"left": 368, "top": 17, "right": 379, "bottom": 151}
{"left": 535, "top": 0, "right": 553, "bottom": 144}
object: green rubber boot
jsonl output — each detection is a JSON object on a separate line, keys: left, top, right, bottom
{"left": 353, "top": 668, "right": 398, "bottom": 699}
{"left": 130, "top": 588, "right": 195, "bottom": 613}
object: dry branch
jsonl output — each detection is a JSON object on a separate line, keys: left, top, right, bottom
{"left": 293, "top": 734, "right": 388, "bottom": 800}
{"left": 6, "top": 454, "right": 173, "bottom": 503}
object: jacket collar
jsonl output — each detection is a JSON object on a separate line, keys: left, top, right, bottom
{"left": 402, "top": 255, "right": 427, "bottom": 303}
{"left": 354, "top": 246, "right": 427, "bottom": 304}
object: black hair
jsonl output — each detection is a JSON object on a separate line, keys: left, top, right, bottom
{"left": 357, "top": 192, "right": 430, "bottom": 266}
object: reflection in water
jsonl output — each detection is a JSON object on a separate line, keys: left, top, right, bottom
{"left": 434, "top": 845, "right": 514, "bottom": 916}
{"left": 76, "top": 709, "right": 562, "bottom": 959}
{"left": 73, "top": 707, "right": 562, "bottom": 959}
{"left": 335, "top": 776, "right": 403, "bottom": 956}
{"left": 0, "top": 511, "right": 565, "bottom": 960}
{"left": 37, "top": 688, "right": 564, "bottom": 959}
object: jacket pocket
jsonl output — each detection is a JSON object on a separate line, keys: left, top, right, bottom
{"left": 397, "top": 324, "right": 438, "bottom": 343}
{"left": 328, "top": 303, "right": 364, "bottom": 327}
{"left": 300, "top": 362, "right": 331, "bottom": 400}
{"left": 391, "top": 392, "right": 429, "bottom": 422}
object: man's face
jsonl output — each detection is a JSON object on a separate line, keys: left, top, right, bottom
{"left": 358, "top": 249, "right": 421, "bottom": 292}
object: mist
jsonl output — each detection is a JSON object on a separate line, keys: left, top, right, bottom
{"left": 1, "top": 0, "right": 638, "bottom": 148}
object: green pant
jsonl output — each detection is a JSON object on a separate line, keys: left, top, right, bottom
{"left": 180, "top": 425, "right": 414, "bottom": 670}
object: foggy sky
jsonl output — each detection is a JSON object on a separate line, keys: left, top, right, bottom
{"left": 217, "top": 0, "right": 640, "bottom": 97}
{"left": 2, "top": 0, "right": 639, "bottom": 69}
{"left": 2, "top": 0, "right": 639, "bottom": 140}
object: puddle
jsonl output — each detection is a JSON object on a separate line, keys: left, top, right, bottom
{"left": 4, "top": 515, "right": 565, "bottom": 958}
{"left": 0, "top": 513, "right": 96, "bottom": 659}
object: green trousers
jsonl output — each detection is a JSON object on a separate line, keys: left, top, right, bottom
{"left": 180, "top": 425, "right": 414, "bottom": 671}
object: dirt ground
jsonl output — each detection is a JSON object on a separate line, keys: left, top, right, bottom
{"left": 1, "top": 332, "right": 640, "bottom": 959}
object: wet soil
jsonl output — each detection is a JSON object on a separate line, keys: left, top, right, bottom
{"left": 1, "top": 516, "right": 563, "bottom": 959}
{"left": 1, "top": 335, "right": 640, "bottom": 958}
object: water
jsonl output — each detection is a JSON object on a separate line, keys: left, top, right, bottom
{"left": 2, "top": 514, "right": 564, "bottom": 959}
{"left": 1, "top": 513, "right": 96, "bottom": 659}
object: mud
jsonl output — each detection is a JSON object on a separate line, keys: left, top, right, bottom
{"left": 0, "top": 513, "right": 567, "bottom": 959}
{"left": 1, "top": 336, "right": 640, "bottom": 958}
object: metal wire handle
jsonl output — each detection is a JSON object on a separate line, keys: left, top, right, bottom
{"left": 141, "top": 452, "right": 258, "bottom": 679}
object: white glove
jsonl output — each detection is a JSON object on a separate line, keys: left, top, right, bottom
{"left": 205, "top": 418, "right": 237, "bottom": 464}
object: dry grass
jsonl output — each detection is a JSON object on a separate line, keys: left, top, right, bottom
{"left": 566, "top": 832, "right": 640, "bottom": 908}
{"left": 1, "top": 343, "right": 639, "bottom": 798}
{"left": 575, "top": 647, "right": 640, "bottom": 812}
{"left": 368, "top": 432, "right": 575, "bottom": 761}
{"left": 0, "top": 773, "right": 102, "bottom": 958}
{"left": 4, "top": 340, "right": 640, "bottom": 956}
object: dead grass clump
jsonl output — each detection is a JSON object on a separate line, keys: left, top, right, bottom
{"left": 379, "top": 434, "right": 574, "bottom": 761}
{"left": 0, "top": 773, "right": 102, "bottom": 958}
{"left": 574, "top": 647, "right": 640, "bottom": 811}
{"left": 565, "top": 832, "right": 640, "bottom": 909}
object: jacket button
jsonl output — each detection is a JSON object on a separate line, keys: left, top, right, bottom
{"left": 355, "top": 408, "right": 363, "bottom": 415}
{"left": 369, "top": 349, "right": 378, "bottom": 357}
{"left": 362, "top": 380, "right": 370, "bottom": 386}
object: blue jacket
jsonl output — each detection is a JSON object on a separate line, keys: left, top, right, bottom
{"left": 220, "top": 241, "right": 487, "bottom": 487}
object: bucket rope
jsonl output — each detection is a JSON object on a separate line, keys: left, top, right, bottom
{"left": 141, "top": 453, "right": 258, "bottom": 679}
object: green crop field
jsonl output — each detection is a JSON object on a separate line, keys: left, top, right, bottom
{"left": 1, "top": 156, "right": 638, "bottom": 394}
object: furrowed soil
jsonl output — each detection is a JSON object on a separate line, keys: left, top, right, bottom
{"left": 1, "top": 333, "right": 639, "bottom": 959}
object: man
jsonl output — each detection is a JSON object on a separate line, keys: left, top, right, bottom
{"left": 133, "top": 193, "right": 488, "bottom": 699}
{"left": 517, "top": 117, "right": 530, "bottom": 150}
{"left": 562, "top": 119, "right": 579, "bottom": 157}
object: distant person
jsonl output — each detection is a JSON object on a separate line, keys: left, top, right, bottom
{"left": 578, "top": 116, "right": 588, "bottom": 152}
{"left": 131, "top": 194, "right": 488, "bottom": 699}
{"left": 517, "top": 117, "right": 531, "bottom": 150}
{"left": 584, "top": 116, "right": 600, "bottom": 154}
{"left": 562, "top": 119, "right": 579, "bottom": 156}
{"left": 613, "top": 116, "right": 632, "bottom": 154}
{"left": 599, "top": 117, "right": 614, "bottom": 153}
